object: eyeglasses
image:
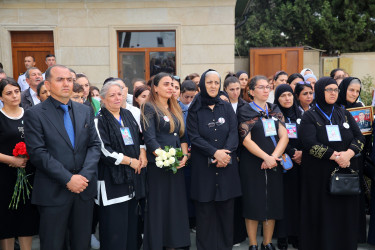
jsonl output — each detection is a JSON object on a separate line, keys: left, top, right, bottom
{"left": 324, "top": 88, "right": 340, "bottom": 93}
{"left": 208, "top": 121, "right": 223, "bottom": 128}
{"left": 255, "top": 85, "right": 271, "bottom": 90}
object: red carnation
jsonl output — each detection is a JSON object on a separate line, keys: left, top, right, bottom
{"left": 12, "top": 142, "right": 29, "bottom": 159}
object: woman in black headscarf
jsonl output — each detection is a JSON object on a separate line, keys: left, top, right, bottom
{"left": 336, "top": 77, "right": 367, "bottom": 243}
{"left": 187, "top": 69, "right": 241, "bottom": 250}
{"left": 299, "top": 77, "right": 365, "bottom": 250}
{"left": 273, "top": 84, "right": 303, "bottom": 250}
{"left": 336, "top": 77, "right": 363, "bottom": 109}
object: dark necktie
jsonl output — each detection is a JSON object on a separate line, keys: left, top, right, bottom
{"left": 60, "top": 104, "right": 75, "bottom": 148}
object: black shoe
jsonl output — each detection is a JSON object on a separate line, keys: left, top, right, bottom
{"left": 288, "top": 236, "right": 298, "bottom": 249}
{"left": 249, "top": 245, "right": 258, "bottom": 250}
{"left": 261, "top": 243, "right": 276, "bottom": 250}
{"left": 277, "top": 237, "right": 288, "bottom": 250}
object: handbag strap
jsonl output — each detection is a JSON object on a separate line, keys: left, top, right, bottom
{"left": 331, "top": 167, "right": 358, "bottom": 177}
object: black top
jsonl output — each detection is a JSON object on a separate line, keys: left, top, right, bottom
{"left": 141, "top": 103, "right": 186, "bottom": 162}
{"left": 187, "top": 99, "right": 241, "bottom": 202}
{"left": 300, "top": 106, "right": 364, "bottom": 160}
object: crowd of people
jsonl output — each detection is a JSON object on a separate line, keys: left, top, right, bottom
{"left": 0, "top": 54, "right": 374, "bottom": 250}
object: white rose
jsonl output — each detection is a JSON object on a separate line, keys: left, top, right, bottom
{"left": 165, "top": 152, "right": 171, "bottom": 158}
{"left": 169, "top": 148, "right": 176, "bottom": 156}
{"left": 155, "top": 148, "right": 162, "bottom": 156}
{"left": 168, "top": 157, "right": 176, "bottom": 165}
{"left": 161, "top": 152, "right": 168, "bottom": 160}
{"left": 155, "top": 156, "right": 162, "bottom": 162}
{"left": 155, "top": 160, "right": 164, "bottom": 168}
{"left": 163, "top": 160, "right": 170, "bottom": 167}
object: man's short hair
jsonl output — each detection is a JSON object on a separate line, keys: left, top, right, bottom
{"left": 25, "top": 67, "right": 40, "bottom": 79}
{"left": 26, "top": 56, "right": 36, "bottom": 62}
{"left": 45, "top": 54, "right": 55, "bottom": 60}
{"left": 73, "top": 82, "right": 84, "bottom": 93}
{"left": 0, "top": 68, "right": 5, "bottom": 74}
{"left": 45, "top": 65, "right": 69, "bottom": 81}
{"left": 37, "top": 81, "right": 45, "bottom": 96}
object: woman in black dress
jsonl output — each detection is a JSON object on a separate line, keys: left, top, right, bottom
{"left": 0, "top": 78, "right": 38, "bottom": 250}
{"left": 141, "top": 72, "right": 190, "bottom": 250}
{"left": 237, "top": 75, "right": 288, "bottom": 250}
{"left": 273, "top": 84, "right": 303, "bottom": 250}
{"left": 336, "top": 77, "right": 367, "bottom": 243}
{"left": 187, "top": 69, "right": 241, "bottom": 250}
{"left": 299, "top": 77, "right": 365, "bottom": 250}
{"left": 223, "top": 76, "right": 248, "bottom": 246}
{"left": 95, "top": 80, "right": 147, "bottom": 250}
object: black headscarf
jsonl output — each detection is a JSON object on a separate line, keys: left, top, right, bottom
{"left": 236, "top": 70, "right": 248, "bottom": 79}
{"left": 274, "top": 84, "right": 301, "bottom": 121}
{"left": 189, "top": 69, "right": 221, "bottom": 111}
{"left": 336, "top": 77, "right": 362, "bottom": 109}
{"left": 314, "top": 77, "right": 338, "bottom": 116}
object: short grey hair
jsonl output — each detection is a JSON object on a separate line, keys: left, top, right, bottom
{"left": 205, "top": 70, "right": 221, "bottom": 82}
{"left": 25, "top": 67, "right": 41, "bottom": 79}
{"left": 100, "top": 81, "right": 123, "bottom": 107}
{"left": 349, "top": 78, "right": 362, "bottom": 87}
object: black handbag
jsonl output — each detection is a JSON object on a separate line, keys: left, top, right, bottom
{"left": 329, "top": 167, "right": 361, "bottom": 195}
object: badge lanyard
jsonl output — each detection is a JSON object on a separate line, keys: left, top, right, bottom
{"left": 249, "top": 102, "right": 278, "bottom": 146}
{"left": 315, "top": 104, "right": 342, "bottom": 142}
{"left": 117, "top": 115, "right": 123, "bottom": 127}
{"left": 315, "top": 104, "right": 334, "bottom": 125}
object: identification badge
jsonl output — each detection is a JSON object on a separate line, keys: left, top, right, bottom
{"left": 262, "top": 119, "right": 277, "bottom": 137}
{"left": 326, "top": 125, "right": 342, "bottom": 142}
{"left": 120, "top": 127, "right": 134, "bottom": 146}
{"left": 286, "top": 123, "right": 297, "bottom": 139}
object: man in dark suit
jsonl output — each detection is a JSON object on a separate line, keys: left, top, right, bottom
{"left": 358, "top": 112, "right": 370, "bottom": 130}
{"left": 24, "top": 64, "right": 101, "bottom": 250}
{"left": 21, "top": 67, "right": 43, "bottom": 110}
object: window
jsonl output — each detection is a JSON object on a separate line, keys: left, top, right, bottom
{"left": 117, "top": 31, "right": 176, "bottom": 93}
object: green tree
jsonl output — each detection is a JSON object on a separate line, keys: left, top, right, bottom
{"left": 235, "top": 0, "right": 375, "bottom": 56}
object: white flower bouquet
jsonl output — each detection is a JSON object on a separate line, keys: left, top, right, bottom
{"left": 155, "top": 146, "right": 184, "bottom": 174}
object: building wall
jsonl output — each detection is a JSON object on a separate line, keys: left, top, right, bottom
{"left": 0, "top": 0, "right": 236, "bottom": 85}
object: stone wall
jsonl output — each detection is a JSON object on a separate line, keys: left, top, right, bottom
{"left": 0, "top": 0, "right": 236, "bottom": 85}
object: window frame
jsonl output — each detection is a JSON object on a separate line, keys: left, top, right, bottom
{"left": 117, "top": 30, "right": 176, "bottom": 82}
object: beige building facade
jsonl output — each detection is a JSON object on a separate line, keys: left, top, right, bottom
{"left": 0, "top": 0, "right": 237, "bottom": 86}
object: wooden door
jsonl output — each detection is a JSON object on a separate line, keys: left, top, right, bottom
{"left": 249, "top": 47, "right": 303, "bottom": 78}
{"left": 11, "top": 31, "right": 54, "bottom": 79}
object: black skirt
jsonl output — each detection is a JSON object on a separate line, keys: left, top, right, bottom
{"left": 143, "top": 163, "right": 190, "bottom": 249}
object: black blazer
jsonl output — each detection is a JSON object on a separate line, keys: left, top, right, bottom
{"left": 141, "top": 103, "right": 186, "bottom": 162}
{"left": 24, "top": 97, "right": 101, "bottom": 206}
{"left": 21, "top": 88, "right": 34, "bottom": 111}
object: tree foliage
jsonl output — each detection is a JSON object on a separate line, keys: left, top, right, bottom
{"left": 235, "top": 0, "right": 375, "bottom": 56}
